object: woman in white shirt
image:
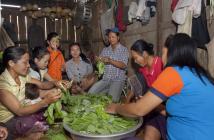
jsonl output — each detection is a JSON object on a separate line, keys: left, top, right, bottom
{"left": 29, "top": 46, "right": 54, "bottom": 81}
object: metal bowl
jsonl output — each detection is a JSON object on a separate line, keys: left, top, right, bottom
{"left": 63, "top": 118, "right": 143, "bottom": 140}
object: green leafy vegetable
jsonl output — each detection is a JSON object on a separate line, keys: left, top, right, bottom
{"left": 96, "top": 61, "right": 105, "bottom": 77}
{"left": 44, "top": 89, "right": 70, "bottom": 124}
{"left": 63, "top": 94, "right": 138, "bottom": 135}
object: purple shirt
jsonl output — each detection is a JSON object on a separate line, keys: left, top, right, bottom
{"left": 100, "top": 43, "right": 129, "bottom": 81}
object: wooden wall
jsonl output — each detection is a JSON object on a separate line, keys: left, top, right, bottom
{"left": 1, "top": 8, "right": 75, "bottom": 59}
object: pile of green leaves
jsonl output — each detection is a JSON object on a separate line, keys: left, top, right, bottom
{"left": 63, "top": 94, "right": 138, "bottom": 135}
{"left": 44, "top": 91, "right": 138, "bottom": 135}
{"left": 96, "top": 61, "right": 105, "bottom": 78}
{"left": 44, "top": 89, "right": 70, "bottom": 124}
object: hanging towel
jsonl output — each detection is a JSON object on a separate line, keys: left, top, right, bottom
{"left": 172, "top": 0, "right": 201, "bottom": 25}
{"left": 177, "top": 10, "right": 193, "bottom": 36}
{"left": 136, "top": 0, "right": 147, "bottom": 19}
{"left": 128, "top": 1, "right": 138, "bottom": 23}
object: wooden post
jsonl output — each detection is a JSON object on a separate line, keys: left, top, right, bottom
{"left": 156, "top": 0, "right": 163, "bottom": 56}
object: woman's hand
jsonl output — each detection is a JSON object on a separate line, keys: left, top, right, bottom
{"left": 0, "top": 126, "right": 8, "bottom": 140}
{"left": 43, "top": 89, "right": 61, "bottom": 105}
{"left": 100, "top": 57, "right": 112, "bottom": 64}
{"left": 53, "top": 80, "right": 73, "bottom": 90}
{"left": 106, "top": 103, "right": 120, "bottom": 114}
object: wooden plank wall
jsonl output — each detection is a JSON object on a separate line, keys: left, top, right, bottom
{"left": 1, "top": 8, "right": 75, "bottom": 59}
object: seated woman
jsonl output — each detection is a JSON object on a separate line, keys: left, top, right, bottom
{"left": 65, "top": 43, "right": 94, "bottom": 93}
{"left": 127, "top": 39, "right": 165, "bottom": 140}
{"left": 0, "top": 47, "right": 62, "bottom": 139}
{"left": 29, "top": 46, "right": 54, "bottom": 82}
{"left": 107, "top": 33, "right": 214, "bottom": 140}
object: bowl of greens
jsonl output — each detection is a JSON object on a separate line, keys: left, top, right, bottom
{"left": 62, "top": 94, "right": 143, "bottom": 140}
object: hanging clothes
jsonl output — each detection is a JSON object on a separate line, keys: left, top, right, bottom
{"left": 100, "top": 0, "right": 115, "bottom": 45}
{"left": 172, "top": 0, "right": 201, "bottom": 25}
{"left": 136, "top": 0, "right": 147, "bottom": 19}
{"left": 115, "top": 0, "right": 126, "bottom": 31}
{"left": 177, "top": 10, "right": 193, "bottom": 36}
{"left": 146, "top": 0, "right": 156, "bottom": 17}
{"left": 192, "top": 0, "right": 210, "bottom": 49}
{"left": 128, "top": 1, "right": 138, "bottom": 23}
{"left": 140, "top": 6, "right": 151, "bottom": 25}
{"left": 171, "top": 0, "right": 179, "bottom": 12}
{"left": 122, "top": 5, "right": 131, "bottom": 25}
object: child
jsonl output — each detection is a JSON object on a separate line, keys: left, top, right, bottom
{"left": 24, "top": 83, "right": 49, "bottom": 133}
{"left": 24, "top": 83, "right": 41, "bottom": 105}
{"left": 46, "top": 32, "right": 65, "bottom": 80}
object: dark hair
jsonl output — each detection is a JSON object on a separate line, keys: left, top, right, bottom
{"left": 69, "top": 42, "right": 90, "bottom": 64}
{"left": 46, "top": 32, "right": 59, "bottom": 47}
{"left": 2, "top": 46, "right": 27, "bottom": 69}
{"left": 30, "top": 46, "right": 49, "bottom": 80}
{"left": 164, "top": 34, "right": 174, "bottom": 48}
{"left": 131, "top": 39, "right": 154, "bottom": 55}
{"left": 165, "top": 33, "right": 214, "bottom": 84}
{"left": 47, "top": 32, "right": 59, "bottom": 41}
{"left": 25, "top": 83, "right": 40, "bottom": 100}
{"left": 107, "top": 31, "right": 119, "bottom": 36}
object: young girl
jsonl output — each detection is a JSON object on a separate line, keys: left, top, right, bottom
{"left": 29, "top": 46, "right": 53, "bottom": 81}
{"left": 65, "top": 43, "right": 94, "bottom": 94}
{"left": 46, "top": 32, "right": 65, "bottom": 80}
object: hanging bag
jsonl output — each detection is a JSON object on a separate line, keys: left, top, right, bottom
{"left": 100, "top": 0, "right": 116, "bottom": 45}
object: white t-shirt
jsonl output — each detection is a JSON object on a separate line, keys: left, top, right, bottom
{"left": 29, "top": 68, "right": 48, "bottom": 81}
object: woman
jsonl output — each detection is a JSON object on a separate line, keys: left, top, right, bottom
{"left": 29, "top": 46, "right": 54, "bottom": 81}
{"left": 47, "top": 32, "right": 65, "bottom": 80}
{"left": 65, "top": 43, "right": 94, "bottom": 93}
{"left": 107, "top": 33, "right": 214, "bottom": 140}
{"left": 127, "top": 39, "right": 163, "bottom": 100}
{"left": 0, "top": 47, "right": 61, "bottom": 139}
{"left": 65, "top": 43, "right": 93, "bottom": 82}
{"left": 127, "top": 39, "right": 165, "bottom": 140}
{"left": 89, "top": 27, "right": 129, "bottom": 102}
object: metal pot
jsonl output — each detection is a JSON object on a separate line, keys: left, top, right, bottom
{"left": 63, "top": 118, "right": 143, "bottom": 140}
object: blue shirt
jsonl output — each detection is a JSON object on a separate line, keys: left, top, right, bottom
{"left": 100, "top": 43, "right": 129, "bottom": 81}
{"left": 151, "top": 66, "right": 214, "bottom": 140}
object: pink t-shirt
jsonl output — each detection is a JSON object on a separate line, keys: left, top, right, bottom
{"left": 139, "top": 57, "right": 163, "bottom": 87}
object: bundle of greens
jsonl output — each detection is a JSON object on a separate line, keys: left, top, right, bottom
{"left": 44, "top": 88, "right": 70, "bottom": 124}
{"left": 96, "top": 61, "right": 105, "bottom": 78}
{"left": 63, "top": 95, "right": 138, "bottom": 135}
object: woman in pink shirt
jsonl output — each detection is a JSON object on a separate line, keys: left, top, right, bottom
{"left": 128, "top": 39, "right": 166, "bottom": 140}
